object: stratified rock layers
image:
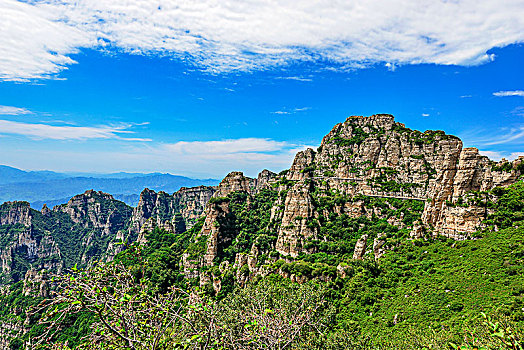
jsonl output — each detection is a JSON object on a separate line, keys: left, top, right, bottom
{"left": 271, "top": 114, "right": 522, "bottom": 256}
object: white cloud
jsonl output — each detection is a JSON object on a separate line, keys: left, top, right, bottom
{"left": 385, "top": 62, "right": 396, "bottom": 72}
{"left": 460, "top": 95, "right": 472, "bottom": 98}
{"left": 479, "top": 150, "right": 503, "bottom": 161}
{"left": 1, "top": 0, "right": 524, "bottom": 80}
{"left": 1, "top": 137, "right": 315, "bottom": 178}
{"left": 272, "top": 107, "right": 311, "bottom": 115}
{"left": 0, "top": 0, "right": 94, "bottom": 81}
{"left": 480, "top": 150, "right": 524, "bottom": 162}
{"left": 163, "top": 138, "right": 289, "bottom": 157}
{"left": 509, "top": 152, "right": 524, "bottom": 160}
{"left": 293, "top": 107, "right": 311, "bottom": 112}
{"left": 464, "top": 125, "right": 524, "bottom": 148}
{"left": 481, "top": 127, "right": 524, "bottom": 146}
{"left": 511, "top": 106, "right": 524, "bottom": 117}
{"left": 421, "top": 113, "right": 430, "bottom": 117}
{"left": 0, "top": 119, "right": 150, "bottom": 141}
{"left": 493, "top": 90, "right": 524, "bottom": 97}
{"left": 0, "top": 105, "right": 32, "bottom": 115}
{"left": 277, "top": 76, "right": 313, "bottom": 82}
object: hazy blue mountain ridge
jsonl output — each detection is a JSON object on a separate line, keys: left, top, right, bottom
{"left": 0, "top": 165, "right": 218, "bottom": 208}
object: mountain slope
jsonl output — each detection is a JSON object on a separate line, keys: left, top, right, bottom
{"left": 0, "top": 165, "right": 65, "bottom": 185}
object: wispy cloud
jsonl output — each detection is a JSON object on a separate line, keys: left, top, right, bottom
{"left": 460, "top": 95, "right": 472, "bottom": 98}
{"left": 272, "top": 107, "right": 311, "bottom": 115}
{"left": 493, "top": 90, "right": 524, "bottom": 97}
{"left": 479, "top": 150, "right": 503, "bottom": 160}
{"left": 0, "top": 119, "right": 151, "bottom": 141}
{"left": 164, "top": 138, "right": 288, "bottom": 157}
{"left": 293, "top": 107, "right": 311, "bottom": 112}
{"left": 277, "top": 76, "right": 313, "bottom": 82}
{"left": 511, "top": 106, "right": 524, "bottom": 117}
{"left": 0, "top": 105, "right": 32, "bottom": 115}
{"left": 479, "top": 150, "right": 524, "bottom": 161}
{"left": 2, "top": 137, "right": 316, "bottom": 177}
{"left": 485, "top": 127, "right": 524, "bottom": 146}
{"left": 1, "top": 0, "right": 524, "bottom": 80}
{"left": 385, "top": 62, "right": 397, "bottom": 72}
{"left": 421, "top": 113, "right": 430, "bottom": 117}
{"left": 0, "top": 0, "right": 93, "bottom": 81}
{"left": 465, "top": 126, "right": 524, "bottom": 147}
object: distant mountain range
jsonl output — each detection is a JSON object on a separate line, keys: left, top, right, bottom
{"left": 0, "top": 165, "right": 219, "bottom": 208}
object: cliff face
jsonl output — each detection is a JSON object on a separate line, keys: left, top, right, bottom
{"left": 129, "top": 185, "right": 216, "bottom": 243}
{"left": 422, "top": 147, "right": 522, "bottom": 238}
{"left": 0, "top": 184, "right": 217, "bottom": 285}
{"left": 1, "top": 114, "right": 522, "bottom": 290}
{"left": 54, "top": 190, "right": 132, "bottom": 235}
{"left": 0, "top": 201, "right": 33, "bottom": 227}
{"left": 273, "top": 114, "right": 523, "bottom": 255}
{"left": 186, "top": 114, "right": 523, "bottom": 291}
{"left": 181, "top": 170, "right": 277, "bottom": 283}
{"left": 0, "top": 202, "right": 61, "bottom": 283}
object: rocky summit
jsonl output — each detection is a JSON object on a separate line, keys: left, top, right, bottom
{"left": 179, "top": 114, "right": 524, "bottom": 289}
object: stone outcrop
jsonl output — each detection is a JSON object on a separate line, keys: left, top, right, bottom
{"left": 198, "top": 172, "right": 257, "bottom": 267}
{"left": 129, "top": 186, "right": 216, "bottom": 240}
{"left": 0, "top": 202, "right": 62, "bottom": 283}
{"left": 200, "top": 199, "right": 231, "bottom": 266}
{"left": 373, "top": 233, "right": 386, "bottom": 261}
{"left": 255, "top": 169, "right": 277, "bottom": 192}
{"left": 175, "top": 186, "right": 217, "bottom": 224}
{"left": 271, "top": 114, "right": 523, "bottom": 257}
{"left": 352, "top": 234, "right": 368, "bottom": 260}
{"left": 214, "top": 171, "right": 256, "bottom": 197}
{"left": 182, "top": 170, "right": 279, "bottom": 281}
{"left": 23, "top": 268, "right": 49, "bottom": 297}
{"left": 423, "top": 148, "right": 523, "bottom": 237}
{"left": 0, "top": 201, "right": 33, "bottom": 226}
{"left": 54, "top": 190, "right": 132, "bottom": 236}
{"left": 0, "top": 185, "right": 217, "bottom": 285}
{"left": 52, "top": 190, "right": 133, "bottom": 264}
{"left": 287, "top": 149, "right": 316, "bottom": 181}
{"left": 275, "top": 180, "right": 317, "bottom": 257}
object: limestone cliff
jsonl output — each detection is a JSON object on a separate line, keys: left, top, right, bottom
{"left": 182, "top": 170, "right": 278, "bottom": 281}
{"left": 54, "top": 190, "right": 132, "bottom": 236}
{"left": 0, "top": 202, "right": 61, "bottom": 283}
{"left": 129, "top": 185, "right": 216, "bottom": 242}
{"left": 272, "top": 114, "right": 523, "bottom": 256}
{"left": 0, "top": 184, "right": 218, "bottom": 285}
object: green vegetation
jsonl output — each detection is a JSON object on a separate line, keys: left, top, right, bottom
{"left": 492, "top": 162, "right": 514, "bottom": 173}
{"left": 328, "top": 126, "right": 369, "bottom": 147}
{"left": 218, "top": 189, "right": 278, "bottom": 261}
{"left": 2, "top": 173, "right": 524, "bottom": 349}
{"left": 485, "top": 182, "right": 524, "bottom": 230}
{"left": 16, "top": 221, "right": 524, "bottom": 348}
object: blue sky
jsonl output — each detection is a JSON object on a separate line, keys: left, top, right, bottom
{"left": 0, "top": 0, "right": 523, "bottom": 178}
